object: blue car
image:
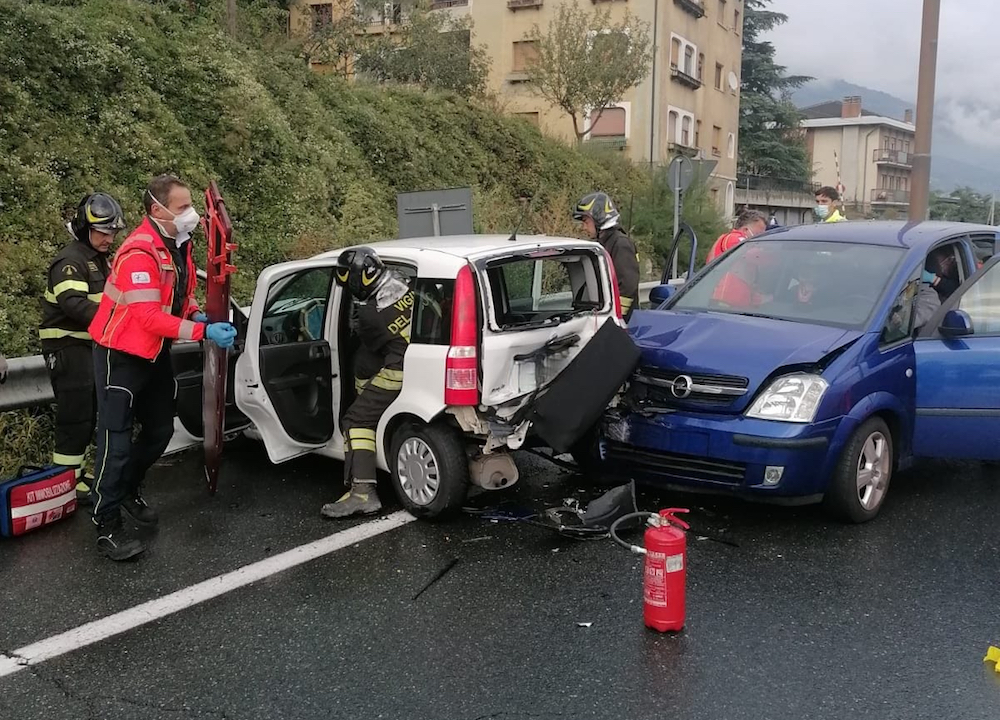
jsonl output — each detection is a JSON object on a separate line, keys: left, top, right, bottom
{"left": 603, "top": 221, "right": 1000, "bottom": 522}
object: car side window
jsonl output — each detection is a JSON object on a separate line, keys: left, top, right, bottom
{"left": 957, "top": 261, "right": 1000, "bottom": 335}
{"left": 261, "top": 267, "right": 334, "bottom": 346}
{"left": 410, "top": 278, "right": 454, "bottom": 345}
{"left": 881, "top": 279, "right": 918, "bottom": 345}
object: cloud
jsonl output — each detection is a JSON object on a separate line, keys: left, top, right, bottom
{"left": 768, "top": 0, "right": 1000, "bottom": 145}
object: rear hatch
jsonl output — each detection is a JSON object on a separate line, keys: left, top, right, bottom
{"left": 472, "top": 243, "right": 618, "bottom": 415}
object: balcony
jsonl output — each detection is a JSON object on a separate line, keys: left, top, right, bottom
{"left": 586, "top": 136, "right": 628, "bottom": 151}
{"left": 873, "top": 148, "right": 912, "bottom": 168}
{"left": 872, "top": 188, "right": 910, "bottom": 205}
{"left": 670, "top": 66, "right": 703, "bottom": 90}
{"left": 674, "top": 0, "right": 706, "bottom": 18}
{"left": 508, "top": 0, "right": 543, "bottom": 9}
{"left": 668, "top": 142, "right": 699, "bottom": 158}
{"left": 430, "top": 0, "right": 469, "bottom": 7}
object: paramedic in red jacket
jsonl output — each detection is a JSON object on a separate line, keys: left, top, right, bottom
{"left": 88, "top": 174, "right": 237, "bottom": 561}
{"left": 706, "top": 209, "right": 767, "bottom": 263}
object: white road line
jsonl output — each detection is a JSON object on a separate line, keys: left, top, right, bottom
{"left": 0, "top": 511, "right": 415, "bottom": 679}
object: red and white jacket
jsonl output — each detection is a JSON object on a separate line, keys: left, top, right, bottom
{"left": 89, "top": 216, "right": 204, "bottom": 360}
{"left": 706, "top": 228, "right": 750, "bottom": 263}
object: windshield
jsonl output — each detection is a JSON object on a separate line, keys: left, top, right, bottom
{"left": 671, "top": 240, "right": 905, "bottom": 328}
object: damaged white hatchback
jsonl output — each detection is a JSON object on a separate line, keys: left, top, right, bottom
{"left": 230, "top": 235, "right": 625, "bottom": 518}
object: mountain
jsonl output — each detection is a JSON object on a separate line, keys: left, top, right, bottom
{"left": 792, "top": 79, "right": 1000, "bottom": 193}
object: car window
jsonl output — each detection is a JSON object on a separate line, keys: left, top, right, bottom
{"left": 881, "top": 281, "right": 917, "bottom": 345}
{"left": 484, "top": 252, "right": 603, "bottom": 329}
{"left": 261, "top": 267, "right": 334, "bottom": 345}
{"left": 958, "top": 261, "right": 1000, "bottom": 335}
{"left": 970, "top": 233, "right": 997, "bottom": 266}
{"left": 671, "top": 240, "right": 905, "bottom": 329}
{"left": 410, "top": 278, "right": 454, "bottom": 345}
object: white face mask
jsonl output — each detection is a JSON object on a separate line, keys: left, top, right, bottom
{"left": 150, "top": 192, "right": 200, "bottom": 243}
{"left": 815, "top": 204, "right": 830, "bottom": 220}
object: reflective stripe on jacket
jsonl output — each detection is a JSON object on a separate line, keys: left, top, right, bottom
{"left": 89, "top": 216, "right": 203, "bottom": 360}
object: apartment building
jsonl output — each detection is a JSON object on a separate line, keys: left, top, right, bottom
{"left": 291, "top": 0, "right": 744, "bottom": 207}
{"left": 801, "top": 96, "right": 916, "bottom": 217}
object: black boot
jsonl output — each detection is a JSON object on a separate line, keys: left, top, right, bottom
{"left": 75, "top": 476, "right": 94, "bottom": 507}
{"left": 122, "top": 492, "right": 158, "bottom": 527}
{"left": 95, "top": 516, "right": 146, "bottom": 561}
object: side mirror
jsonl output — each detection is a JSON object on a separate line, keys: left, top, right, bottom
{"left": 649, "top": 284, "right": 677, "bottom": 307}
{"left": 939, "top": 309, "right": 973, "bottom": 338}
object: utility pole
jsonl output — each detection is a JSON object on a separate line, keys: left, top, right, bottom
{"left": 226, "top": 0, "right": 237, "bottom": 37}
{"left": 909, "top": 0, "right": 941, "bottom": 223}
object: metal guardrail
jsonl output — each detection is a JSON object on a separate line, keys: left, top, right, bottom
{"left": 0, "top": 282, "right": 664, "bottom": 414}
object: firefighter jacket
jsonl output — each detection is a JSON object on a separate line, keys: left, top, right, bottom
{"left": 89, "top": 216, "right": 204, "bottom": 361}
{"left": 39, "top": 237, "right": 110, "bottom": 353}
{"left": 354, "top": 275, "right": 414, "bottom": 393}
{"left": 598, "top": 225, "right": 640, "bottom": 319}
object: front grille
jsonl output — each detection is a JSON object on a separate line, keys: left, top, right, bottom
{"left": 632, "top": 366, "right": 749, "bottom": 407}
{"left": 605, "top": 443, "right": 746, "bottom": 484}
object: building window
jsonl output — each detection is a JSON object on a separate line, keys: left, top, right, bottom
{"left": 727, "top": 132, "right": 736, "bottom": 159}
{"left": 681, "top": 116, "right": 692, "bottom": 146}
{"left": 667, "top": 106, "right": 696, "bottom": 150}
{"left": 725, "top": 181, "right": 735, "bottom": 212}
{"left": 696, "top": 119, "right": 702, "bottom": 148}
{"left": 311, "top": 2, "right": 333, "bottom": 31}
{"left": 589, "top": 107, "right": 627, "bottom": 138}
{"left": 512, "top": 40, "right": 539, "bottom": 73}
{"left": 516, "top": 112, "right": 540, "bottom": 127}
{"left": 712, "top": 125, "right": 722, "bottom": 156}
{"left": 684, "top": 46, "right": 695, "bottom": 76}
{"left": 718, "top": 0, "right": 727, "bottom": 27}
{"left": 697, "top": 52, "right": 705, "bottom": 82}
{"left": 715, "top": 63, "right": 724, "bottom": 90}
{"left": 670, "top": 37, "right": 682, "bottom": 67}
{"left": 668, "top": 110, "right": 679, "bottom": 146}
{"left": 734, "top": 8, "right": 741, "bottom": 32}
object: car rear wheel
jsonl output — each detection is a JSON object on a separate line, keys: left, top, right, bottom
{"left": 824, "top": 417, "right": 893, "bottom": 523}
{"left": 390, "top": 423, "right": 469, "bottom": 519}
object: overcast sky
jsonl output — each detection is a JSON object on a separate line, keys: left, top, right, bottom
{"left": 768, "top": 0, "right": 1000, "bottom": 148}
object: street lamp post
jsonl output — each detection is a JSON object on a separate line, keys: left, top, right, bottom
{"left": 909, "top": 0, "right": 941, "bottom": 222}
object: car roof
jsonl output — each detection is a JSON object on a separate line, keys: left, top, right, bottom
{"left": 314, "top": 234, "right": 594, "bottom": 260}
{"left": 755, "top": 220, "right": 998, "bottom": 251}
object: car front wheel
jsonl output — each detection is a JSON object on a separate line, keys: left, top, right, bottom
{"left": 390, "top": 423, "right": 469, "bottom": 519}
{"left": 824, "top": 417, "right": 894, "bottom": 523}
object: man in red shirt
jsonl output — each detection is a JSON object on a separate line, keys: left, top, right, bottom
{"left": 707, "top": 210, "right": 767, "bottom": 263}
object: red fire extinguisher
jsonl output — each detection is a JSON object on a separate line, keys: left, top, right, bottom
{"left": 611, "top": 507, "right": 690, "bottom": 632}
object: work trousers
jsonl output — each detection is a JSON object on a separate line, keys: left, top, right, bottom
{"left": 45, "top": 344, "right": 96, "bottom": 484}
{"left": 342, "top": 379, "right": 400, "bottom": 487}
{"left": 91, "top": 345, "right": 176, "bottom": 525}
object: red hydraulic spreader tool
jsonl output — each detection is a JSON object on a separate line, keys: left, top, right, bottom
{"left": 201, "top": 181, "right": 237, "bottom": 495}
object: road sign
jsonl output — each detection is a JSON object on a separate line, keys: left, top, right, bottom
{"left": 397, "top": 187, "right": 474, "bottom": 239}
{"left": 666, "top": 156, "right": 695, "bottom": 193}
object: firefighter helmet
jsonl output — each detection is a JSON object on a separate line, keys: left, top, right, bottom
{"left": 573, "top": 191, "right": 619, "bottom": 229}
{"left": 336, "top": 246, "right": 387, "bottom": 301}
{"left": 70, "top": 192, "right": 126, "bottom": 243}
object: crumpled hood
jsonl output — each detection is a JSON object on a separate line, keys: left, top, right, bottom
{"left": 628, "top": 309, "right": 862, "bottom": 409}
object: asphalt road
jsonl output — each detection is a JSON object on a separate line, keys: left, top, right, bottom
{"left": 0, "top": 440, "right": 997, "bottom": 720}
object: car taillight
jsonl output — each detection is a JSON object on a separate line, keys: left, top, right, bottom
{"left": 603, "top": 249, "right": 623, "bottom": 320}
{"left": 445, "top": 264, "right": 479, "bottom": 406}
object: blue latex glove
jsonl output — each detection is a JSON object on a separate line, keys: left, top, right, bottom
{"left": 921, "top": 270, "right": 936, "bottom": 284}
{"left": 205, "top": 322, "right": 237, "bottom": 349}
{"left": 192, "top": 311, "right": 208, "bottom": 323}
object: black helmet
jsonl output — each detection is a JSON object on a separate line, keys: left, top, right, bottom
{"left": 573, "top": 191, "right": 619, "bottom": 228}
{"left": 70, "top": 193, "right": 125, "bottom": 243}
{"left": 335, "top": 246, "right": 387, "bottom": 301}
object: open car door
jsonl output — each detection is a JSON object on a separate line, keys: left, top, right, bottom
{"left": 235, "top": 259, "right": 338, "bottom": 464}
{"left": 171, "top": 270, "right": 252, "bottom": 440}
{"left": 913, "top": 255, "right": 1000, "bottom": 460}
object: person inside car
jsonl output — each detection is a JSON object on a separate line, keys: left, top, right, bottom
{"left": 923, "top": 246, "right": 961, "bottom": 301}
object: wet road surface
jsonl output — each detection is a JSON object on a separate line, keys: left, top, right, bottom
{"left": 0, "top": 439, "right": 997, "bottom": 719}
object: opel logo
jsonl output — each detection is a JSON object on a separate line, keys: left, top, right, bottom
{"left": 670, "top": 374, "right": 694, "bottom": 399}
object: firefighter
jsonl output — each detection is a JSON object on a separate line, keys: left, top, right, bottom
{"left": 39, "top": 192, "right": 125, "bottom": 503}
{"left": 321, "top": 247, "right": 413, "bottom": 519}
{"left": 88, "top": 174, "right": 237, "bottom": 560}
{"left": 573, "top": 192, "right": 640, "bottom": 321}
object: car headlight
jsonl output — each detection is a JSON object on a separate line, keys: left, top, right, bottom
{"left": 746, "top": 374, "right": 829, "bottom": 423}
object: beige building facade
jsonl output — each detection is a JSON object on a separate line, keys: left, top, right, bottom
{"left": 292, "top": 0, "right": 745, "bottom": 211}
{"left": 801, "top": 97, "right": 916, "bottom": 218}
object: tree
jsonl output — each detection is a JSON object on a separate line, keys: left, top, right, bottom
{"left": 739, "top": 0, "right": 812, "bottom": 183}
{"left": 930, "top": 187, "right": 992, "bottom": 223}
{"left": 354, "top": 1, "right": 492, "bottom": 96}
{"left": 524, "top": 2, "right": 652, "bottom": 143}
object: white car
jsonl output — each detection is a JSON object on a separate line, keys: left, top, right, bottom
{"left": 173, "top": 235, "right": 625, "bottom": 517}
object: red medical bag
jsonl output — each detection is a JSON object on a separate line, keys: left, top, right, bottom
{"left": 0, "top": 466, "right": 77, "bottom": 537}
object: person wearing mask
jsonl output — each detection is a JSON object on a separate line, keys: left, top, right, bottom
{"left": 923, "top": 246, "right": 961, "bottom": 301}
{"left": 573, "top": 192, "right": 640, "bottom": 321}
{"left": 707, "top": 209, "right": 768, "bottom": 262}
{"left": 767, "top": 212, "right": 780, "bottom": 229}
{"left": 87, "top": 174, "right": 237, "bottom": 560}
{"left": 321, "top": 247, "right": 412, "bottom": 519}
{"left": 39, "top": 193, "right": 125, "bottom": 503}
{"left": 815, "top": 187, "right": 846, "bottom": 223}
